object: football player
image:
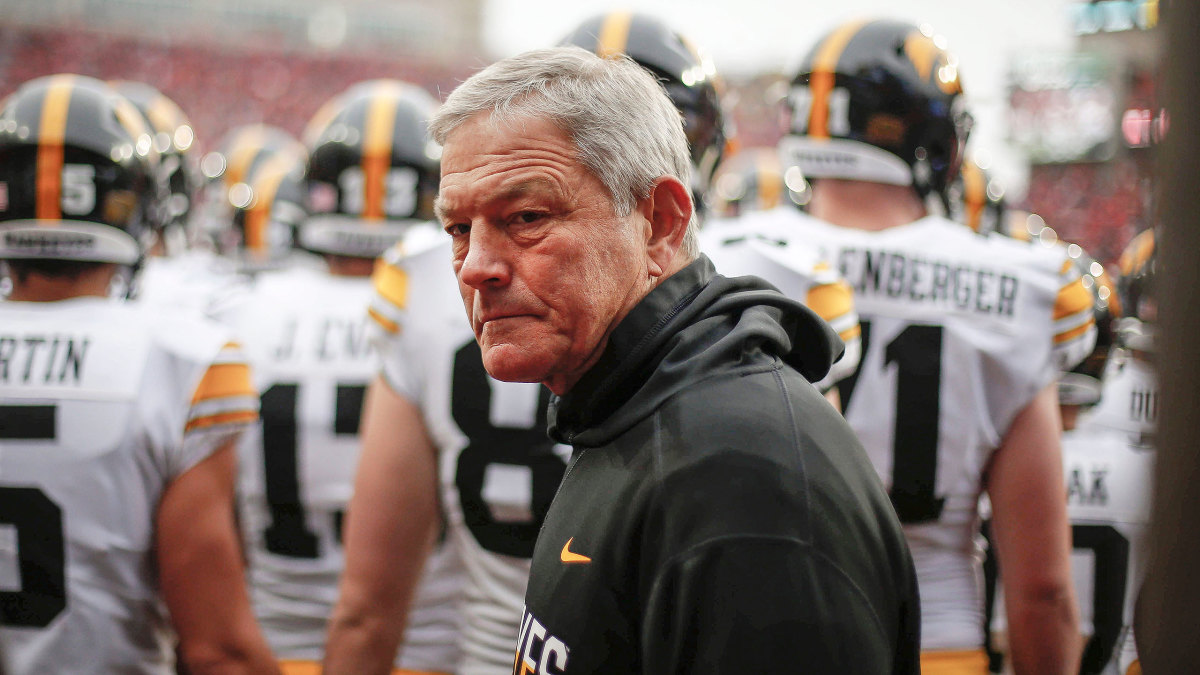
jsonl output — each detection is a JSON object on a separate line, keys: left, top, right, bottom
{"left": 985, "top": 248, "right": 1141, "bottom": 675}
{"left": 559, "top": 11, "right": 728, "bottom": 219}
{"left": 328, "top": 18, "right": 739, "bottom": 674}
{"left": 759, "top": 19, "right": 1095, "bottom": 673}
{"left": 0, "top": 74, "right": 277, "bottom": 674}
{"left": 698, "top": 217, "right": 861, "bottom": 399}
{"left": 108, "top": 79, "right": 200, "bottom": 256}
{"left": 213, "top": 80, "right": 462, "bottom": 675}
{"left": 562, "top": 12, "right": 861, "bottom": 403}
{"left": 134, "top": 123, "right": 308, "bottom": 311}
{"left": 1071, "top": 230, "right": 1156, "bottom": 674}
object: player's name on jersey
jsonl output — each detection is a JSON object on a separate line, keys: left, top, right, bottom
{"left": 835, "top": 247, "right": 1019, "bottom": 317}
{"left": 1066, "top": 461, "right": 1110, "bottom": 508}
{"left": 0, "top": 333, "right": 88, "bottom": 386}
{"left": 271, "top": 316, "right": 372, "bottom": 363}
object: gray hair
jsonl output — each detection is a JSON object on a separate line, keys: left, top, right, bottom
{"left": 430, "top": 46, "right": 698, "bottom": 258}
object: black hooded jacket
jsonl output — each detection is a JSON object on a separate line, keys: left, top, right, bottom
{"left": 513, "top": 256, "right": 920, "bottom": 674}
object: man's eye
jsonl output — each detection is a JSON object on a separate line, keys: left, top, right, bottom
{"left": 445, "top": 223, "right": 470, "bottom": 236}
{"left": 515, "top": 211, "right": 542, "bottom": 224}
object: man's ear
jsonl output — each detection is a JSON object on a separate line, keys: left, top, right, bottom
{"left": 638, "top": 176, "right": 693, "bottom": 280}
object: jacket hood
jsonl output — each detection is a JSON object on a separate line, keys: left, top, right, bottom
{"left": 548, "top": 255, "right": 843, "bottom": 446}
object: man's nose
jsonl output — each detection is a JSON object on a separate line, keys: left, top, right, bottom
{"left": 457, "top": 223, "right": 512, "bottom": 289}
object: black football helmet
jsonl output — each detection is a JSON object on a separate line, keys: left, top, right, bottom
{"left": 0, "top": 74, "right": 161, "bottom": 266}
{"left": 710, "top": 146, "right": 811, "bottom": 217}
{"left": 782, "top": 19, "right": 972, "bottom": 209}
{"left": 109, "top": 80, "right": 198, "bottom": 245}
{"left": 194, "top": 123, "right": 306, "bottom": 257}
{"left": 1116, "top": 228, "right": 1156, "bottom": 352}
{"left": 1059, "top": 247, "right": 1118, "bottom": 406}
{"left": 228, "top": 150, "right": 308, "bottom": 269}
{"left": 301, "top": 79, "right": 440, "bottom": 258}
{"left": 559, "top": 12, "right": 729, "bottom": 214}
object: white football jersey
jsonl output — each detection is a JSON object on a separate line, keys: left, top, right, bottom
{"left": 210, "top": 265, "right": 463, "bottom": 670}
{"left": 0, "top": 297, "right": 257, "bottom": 674}
{"left": 134, "top": 249, "right": 245, "bottom": 313}
{"left": 733, "top": 208, "right": 1097, "bottom": 650}
{"left": 700, "top": 216, "right": 862, "bottom": 389}
{"left": 1079, "top": 352, "right": 1157, "bottom": 451}
{"left": 986, "top": 423, "right": 1152, "bottom": 675}
{"left": 1063, "top": 423, "right": 1152, "bottom": 675}
{"left": 370, "top": 237, "right": 571, "bottom": 675}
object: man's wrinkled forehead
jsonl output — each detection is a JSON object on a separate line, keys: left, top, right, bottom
{"left": 434, "top": 177, "right": 565, "bottom": 223}
{"left": 433, "top": 112, "right": 591, "bottom": 219}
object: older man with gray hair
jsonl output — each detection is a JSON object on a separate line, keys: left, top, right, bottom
{"left": 432, "top": 46, "right": 920, "bottom": 674}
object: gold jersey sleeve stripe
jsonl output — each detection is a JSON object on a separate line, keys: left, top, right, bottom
{"left": 1054, "top": 318, "right": 1095, "bottom": 345}
{"left": 36, "top": 75, "right": 75, "bottom": 220}
{"left": 184, "top": 409, "right": 258, "bottom": 433}
{"left": 190, "top": 362, "right": 255, "bottom": 405}
{"left": 806, "top": 280, "right": 855, "bottom": 324}
{"left": 372, "top": 259, "right": 410, "bottom": 310}
{"left": 839, "top": 324, "right": 862, "bottom": 342}
{"left": 597, "top": 11, "right": 634, "bottom": 58}
{"left": 1054, "top": 277, "right": 1094, "bottom": 321}
{"left": 367, "top": 306, "right": 401, "bottom": 335}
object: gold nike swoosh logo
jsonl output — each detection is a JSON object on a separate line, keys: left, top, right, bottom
{"left": 560, "top": 537, "right": 592, "bottom": 564}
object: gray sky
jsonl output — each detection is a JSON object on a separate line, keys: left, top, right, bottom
{"left": 483, "top": 0, "right": 1081, "bottom": 198}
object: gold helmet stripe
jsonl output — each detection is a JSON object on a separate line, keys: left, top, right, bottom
{"left": 756, "top": 151, "right": 782, "bottom": 210}
{"left": 146, "top": 93, "right": 181, "bottom": 136}
{"left": 1097, "top": 268, "right": 1122, "bottom": 318}
{"left": 808, "top": 20, "right": 868, "bottom": 139}
{"left": 597, "top": 11, "right": 634, "bottom": 58}
{"left": 36, "top": 74, "right": 75, "bottom": 220}
{"left": 362, "top": 81, "right": 403, "bottom": 221}
{"left": 961, "top": 161, "right": 985, "bottom": 231}
{"left": 904, "top": 32, "right": 939, "bottom": 82}
{"left": 226, "top": 126, "right": 267, "bottom": 187}
{"left": 302, "top": 93, "right": 344, "bottom": 149}
{"left": 244, "top": 152, "right": 297, "bottom": 253}
{"left": 1119, "top": 228, "right": 1155, "bottom": 277}
{"left": 112, "top": 95, "right": 156, "bottom": 167}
